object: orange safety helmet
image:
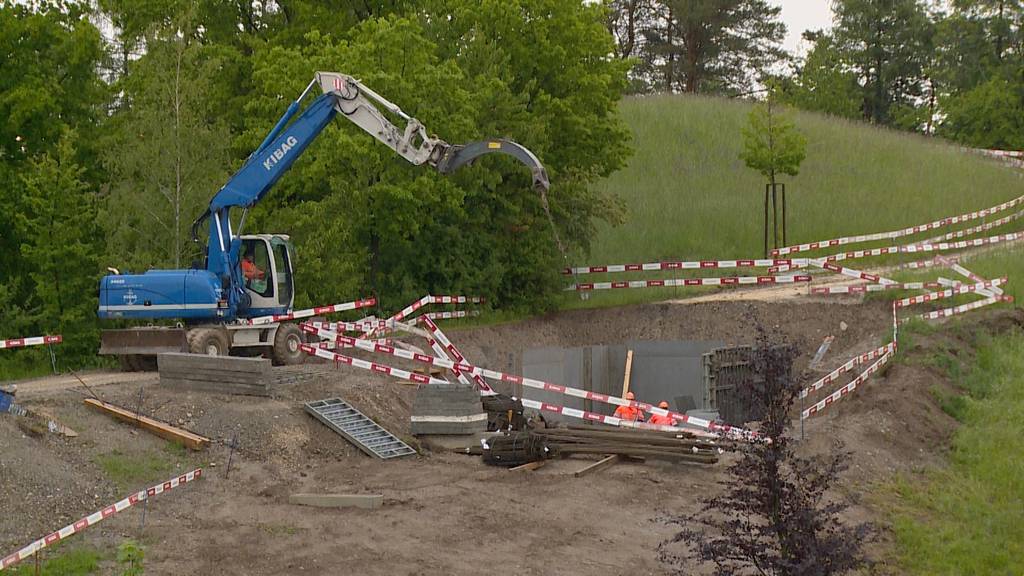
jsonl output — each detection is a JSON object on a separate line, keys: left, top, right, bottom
{"left": 625, "top": 391, "right": 635, "bottom": 400}
{"left": 658, "top": 401, "right": 669, "bottom": 409}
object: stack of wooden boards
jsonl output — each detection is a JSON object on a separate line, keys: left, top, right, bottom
{"left": 157, "top": 353, "right": 270, "bottom": 396}
{"left": 482, "top": 425, "right": 721, "bottom": 467}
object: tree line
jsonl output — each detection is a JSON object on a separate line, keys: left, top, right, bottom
{"left": 0, "top": 0, "right": 629, "bottom": 367}
{"left": 608, "top": 0, "right": 1024, "bottom": 148}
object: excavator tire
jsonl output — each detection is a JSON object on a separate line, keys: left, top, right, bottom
{"left": 272, "top": 323, "right": 305, "bottom": 366}
{"left": 187, "top": 327, "right": 231, "bottom": 357}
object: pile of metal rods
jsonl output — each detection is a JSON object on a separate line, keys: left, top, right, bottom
{"left": 534, "top": 425, "right": 720, "bottom": 464}
{"left": 481, "top": 425, "right": 722, "bottom": 467}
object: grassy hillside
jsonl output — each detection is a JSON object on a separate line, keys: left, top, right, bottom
{"left": 587, "top": 95, "right": 1023, "bottom": 265}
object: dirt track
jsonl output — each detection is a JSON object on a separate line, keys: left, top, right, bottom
{"left": 2, "top": 299, "right": 1016, "bottom": 574}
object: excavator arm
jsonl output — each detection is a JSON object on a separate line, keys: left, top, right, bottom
{"left": 191, "top": 71, "right": 550, "bottom": 312}
{"left": 314, "top": 72, "right": 550, "bottom": 191}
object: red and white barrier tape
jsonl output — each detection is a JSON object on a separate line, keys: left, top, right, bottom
{"left": 246, "top": 297, "right": 377, "bottom": 326}
{"left": 517, "top": 397, "right": 718, "bottom": 439}
{"left": 0, "top": 469, "right": 202, "bottom": 571}
{"left": 299, "top": 324, "right": 758, "bottom": 441}
{"left": 772, "top": 193, "right": 1024, "bottom": 256}
{"left": 385, "top": 295, "right": 484, "bottom": 325}
{"left": 809, "top": 281, "right": 942, "bottom": 295}
{"left": 799, "top": 343, "right": 895, "bottom": 400}
{"left": 812, "top": 260, "right": 898, "bottom": 285}
{"left": 300, "top": 343, "right": 446, "bottom": 385}
{"left": 918, "top": 296, "right": 1002, "bottom": 321}
{"left": 919, "top": 209, "right": 1024, "bottom": 245}
{"left": 945, "top": 261, "right": 1004, "bottom": 296}
{"left": 419, "top": 310, "right": 480, "bottom": 321}
{"left": 307, "top": 310, "right": 481, "bottom": 335}
{"left": 899, "top": 256, "right": 959, "bottom": 270}
{"left": 568, "top": 275, "right": 812, "bottom": 292}
{"left": 307, "top": 319, "right": 389, "bottom": 332}
{"left": 895, "top": 279, "right": 1006, "bottom": 308}
{"left": 419, "top": 316, "right": 495, "bottom": 395}
{"left": 0, "top": 335, "right": 62, "bottom": 351}
{"left": 904, "top": 231, "right": 1024, "bottom": 254}
{"left": 773, "top": 230, "right": 1021, "bottom": 275}
{"left": 563, "top": 259, "right": 794, "bottom": 276}
{"left": 801, "top": 350, "right": 893, "bottom": 420}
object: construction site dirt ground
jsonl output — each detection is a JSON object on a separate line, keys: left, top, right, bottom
{"left": 3, "top": 300, "right": 1020, "bottom": 575}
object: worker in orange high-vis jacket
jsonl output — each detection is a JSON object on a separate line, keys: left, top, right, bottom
{"left": 648, "top": 401, "right": 678, "bottom": 427}
{"left": 613, "top": 391, "right": 645, "bottom": 422}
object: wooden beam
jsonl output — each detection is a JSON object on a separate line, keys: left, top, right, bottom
{"left": 621, "top": 349, "right": 634, "bottom": 398}
{"left": 509, "top": 460, "right": 547, "bottom": 472}
{"left": 84, "top": 398, "right": 210, "bottom": 450}
{"left": 573, "top": 454, "right": 620, "bottom": 478}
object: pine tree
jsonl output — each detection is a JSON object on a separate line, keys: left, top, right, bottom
{"left": 831, "top": 0, "right": 934, "bottom": 125}
{"left": 16, "top": 130, "right": 102, "bottom": 359}
{"left": 642, "top": 0, "right": 787, "bottom": 94}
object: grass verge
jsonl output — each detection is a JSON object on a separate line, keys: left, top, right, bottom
{"left": 94, "top": 443, "right": 187, "bottom": 491}
{"left": 9, "top": 545, "right": 104, "bottom": 576}
{"left": 891, "top": 329, "right": 1024, "bottom": 574}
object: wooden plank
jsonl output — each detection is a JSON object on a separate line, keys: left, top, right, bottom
{"left": 573, "top": 454, "right": 620, "bottom": 478}
{"left": 288, "top": 494, "right": 383, "bottom": 509}
{"left": 509, "top": 460, "right": 547, "bottom": 472}
{"left": 84, "top": 398, "right": 210, "bottom": 450}
{"left": 621, "top": 349, "right": 634, "bottom": 398}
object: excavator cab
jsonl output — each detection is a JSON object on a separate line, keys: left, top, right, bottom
{"left": 239, "top": 234, "right": 295, "bottom": 317}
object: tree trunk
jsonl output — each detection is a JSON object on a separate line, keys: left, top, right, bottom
{"left": 173, "top": 39, "right": 183, "bottom": 269}
{"left": 665, "top": 6, "right": 675, "bottom": 91}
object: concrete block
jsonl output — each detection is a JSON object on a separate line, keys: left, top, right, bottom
{"left": 288, "top": 494, "right": 383, "bottom": 509}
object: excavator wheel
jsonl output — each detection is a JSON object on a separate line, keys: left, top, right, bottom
{"left": 272, "top": 323, "right": 305, "bottom": 366}
{"left": 187, "top": 327, "right": 231, "bottom": 357}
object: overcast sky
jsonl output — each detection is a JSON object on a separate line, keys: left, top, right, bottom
{"left": 771, "top": 0, "right": 836, "bottom": 55}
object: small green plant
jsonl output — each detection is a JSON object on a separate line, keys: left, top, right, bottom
{"left": 117, "top": 540, "right": 144, "bottom": 576}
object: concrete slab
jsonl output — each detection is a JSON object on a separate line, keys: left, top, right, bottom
{"left": 288, "top": 494, "right": 383, "bottom": 509}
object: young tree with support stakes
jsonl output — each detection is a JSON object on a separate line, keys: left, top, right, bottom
{"left": 740, "top": 87, "right": 806, "bottom": 257}
{"left": 659, "top": 325, "right": 872, "bottom": 576}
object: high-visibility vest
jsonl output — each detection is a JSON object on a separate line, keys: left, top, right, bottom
{"left": 648, "top": 414, "right": 677, "bottom": 426}
{"left": 613, "top": 405, "right": 644, "bottom": 422}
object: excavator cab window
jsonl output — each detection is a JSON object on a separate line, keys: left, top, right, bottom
{"left": 241, "top": 239, "right": 273, "bottom": 298}
{"left": 271, "top": 236, "right": 294, "bottom": 307}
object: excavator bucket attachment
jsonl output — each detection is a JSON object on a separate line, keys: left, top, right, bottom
{"left": 436, "top": 139, "right": 550, "bottom": 192}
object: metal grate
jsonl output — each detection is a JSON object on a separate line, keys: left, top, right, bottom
{"left": 305, "top": 397, "right": 416, "bottom": 459}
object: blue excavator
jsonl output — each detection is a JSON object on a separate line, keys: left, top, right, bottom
{"left": 98, "top": 71, "right": 549, "bottom": 369}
